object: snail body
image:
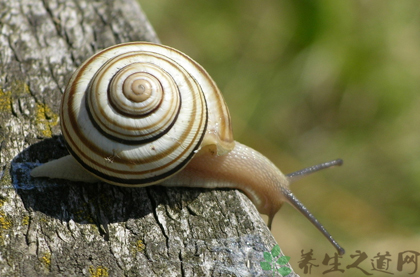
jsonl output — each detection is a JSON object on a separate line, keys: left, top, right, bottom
{"left": 31, "top": 42, "right": 344, "bottom": 255}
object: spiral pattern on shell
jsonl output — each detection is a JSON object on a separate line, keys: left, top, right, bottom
{"left": 61, "top": 42, "right": 232, "bottom": 186}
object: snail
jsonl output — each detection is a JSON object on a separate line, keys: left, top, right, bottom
{"left": 31, "top": 42, "right": 345, "bottom": 255}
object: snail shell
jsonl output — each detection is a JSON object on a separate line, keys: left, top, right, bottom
{"left": 61, "top": 42, "right": 233, "bottom": 185}
{"left": 31, "top": 42, "right": 344, "bottom": 255}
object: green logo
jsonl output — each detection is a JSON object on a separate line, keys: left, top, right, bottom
{"left": 260, "top": 244, "right": 292, "bottom": 276}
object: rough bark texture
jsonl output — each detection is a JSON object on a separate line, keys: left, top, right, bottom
{"left": 0, "top": 0, "right": 297, "bottom": 276}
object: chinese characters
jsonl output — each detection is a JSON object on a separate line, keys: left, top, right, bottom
{"left": 297, "top": 249, "right": 419, "bottom": 275}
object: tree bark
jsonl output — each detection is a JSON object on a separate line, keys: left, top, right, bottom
{"left": 0, "top": 0, "right": 297, "bottom": 276}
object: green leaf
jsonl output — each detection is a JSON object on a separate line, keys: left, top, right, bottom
{"left": 263, "top": 251, "right": 272, "bottom": 262}
{"left": 276, "top": 256, "right": 291, "bottom": 265}
{"left": 260, "top": 261, "right": 272, "bottom": 271}
{"left": 271, "top": 244, "right": 281, "bottom": 257}
{"left": 278, "top": 267, "right": 292, "bottom": 276}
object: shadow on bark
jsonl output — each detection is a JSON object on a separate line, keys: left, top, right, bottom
{"left": 11, "top": 138, "right": 203, "bottom": 227}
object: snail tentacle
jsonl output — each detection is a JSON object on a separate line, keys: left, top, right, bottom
{"left": 282, "top": 189, "right": 345, "bottom": 255}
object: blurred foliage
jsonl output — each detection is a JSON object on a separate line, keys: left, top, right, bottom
{"left": 138, "top": 0, "right": 420, "bottom": 275}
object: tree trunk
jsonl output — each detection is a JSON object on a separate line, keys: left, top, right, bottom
{"left": 0, "top": 0, "right": 297, "bottom": 276}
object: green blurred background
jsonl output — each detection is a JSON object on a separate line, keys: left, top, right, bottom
{"left": 138, "top": 1, "right": 420, "bottom": 276}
